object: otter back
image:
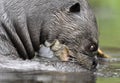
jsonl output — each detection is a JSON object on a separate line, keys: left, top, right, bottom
{"left": 0, "top": 0, "right": 98, "bottom": 63}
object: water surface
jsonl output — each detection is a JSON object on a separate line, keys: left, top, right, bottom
{"left": 0, "top": 49, "right": 120, "bottom": 83}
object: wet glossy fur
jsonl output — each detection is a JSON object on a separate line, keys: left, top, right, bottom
{"left": 0, "top": 0, "right": 98, "bottom": 63}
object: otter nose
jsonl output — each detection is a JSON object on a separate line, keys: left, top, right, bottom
{"left": 85, "top": 43, "right": 98, "bottom": 53}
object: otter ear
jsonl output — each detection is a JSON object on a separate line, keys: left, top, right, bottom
{"left": 69, "top": 3, "right": 80, "bottom": 13}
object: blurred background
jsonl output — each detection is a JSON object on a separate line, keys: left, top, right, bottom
{"left": 89, "top": 0, "right": 120, "bottom": 49}
{"left": 89, "top": 0, "right": 120, "bottom": 83}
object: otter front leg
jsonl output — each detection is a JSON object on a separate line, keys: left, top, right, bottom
{"left": 0, "top": 22, "right": 19, "bottom": 59}
{"left": 0, "top": 11, "right": 35, "bottom": 59}
{"left": 13, "top": 8, "right": 35, "bottom": 59}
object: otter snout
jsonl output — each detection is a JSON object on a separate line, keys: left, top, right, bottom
{"left": 69, "top": 52, "right": 98, "bottom": 70}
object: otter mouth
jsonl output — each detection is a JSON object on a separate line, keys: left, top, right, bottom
{"left": 67, "top": 54, "right": 98, "bottom": 71}
{"left": 39, "top": 39, "right": 108, "bottom": 71}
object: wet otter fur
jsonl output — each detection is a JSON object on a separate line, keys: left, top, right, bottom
{"left": 0, "top": 0, "right": 106, "bottom": 70}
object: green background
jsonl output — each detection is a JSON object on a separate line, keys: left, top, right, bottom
{"left": 89, "top": 0, "right": 120, "bottom": 83}
{"left": 89, "top": 0, "right": 120, "bottom": 49}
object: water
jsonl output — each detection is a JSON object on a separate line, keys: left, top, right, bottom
{"left": 0, "top": 71, "right": 96, "bottom": 83}
{"left": 97, "top": 48, "right": 120, "bottom": 78}
{"left": 0, "top": 49, "right": 120, "bottom": 83}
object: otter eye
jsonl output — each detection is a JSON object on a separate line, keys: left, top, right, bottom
{"left": 86, "top": 43, "right": 98, "bottom": 52}
{"left": 69, "top": 3, "right": 80, "bottom": 13}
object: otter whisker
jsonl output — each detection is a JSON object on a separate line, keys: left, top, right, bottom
{"left": 68, "top": 56, "right": 78, "bottom": 63}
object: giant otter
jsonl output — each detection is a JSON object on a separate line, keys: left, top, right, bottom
{"left": 0, "top": 0, "right": 107, "bottom": 71}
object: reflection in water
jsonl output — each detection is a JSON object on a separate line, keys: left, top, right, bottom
{"left": 0, "top": 49, "right": 120, "bottom": 83}
{"left": 0, "top": 71, "right": 96, "bottom": 83}
{"left": 97, "top": 58, "right": 120, "bottom": 78}
{"left": 0, "top": 54, "right": 96, "bottom": 83}
{"left": 96, "top": 49, "right": 120, "bottom": 78}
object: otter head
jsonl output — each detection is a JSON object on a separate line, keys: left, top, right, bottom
{"left": 40, "top": 0, "right": 98, "bottom": 70}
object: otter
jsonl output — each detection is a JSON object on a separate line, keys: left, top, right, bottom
{"left": 0, "top": 0, "right": 107, "bottom": 70}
